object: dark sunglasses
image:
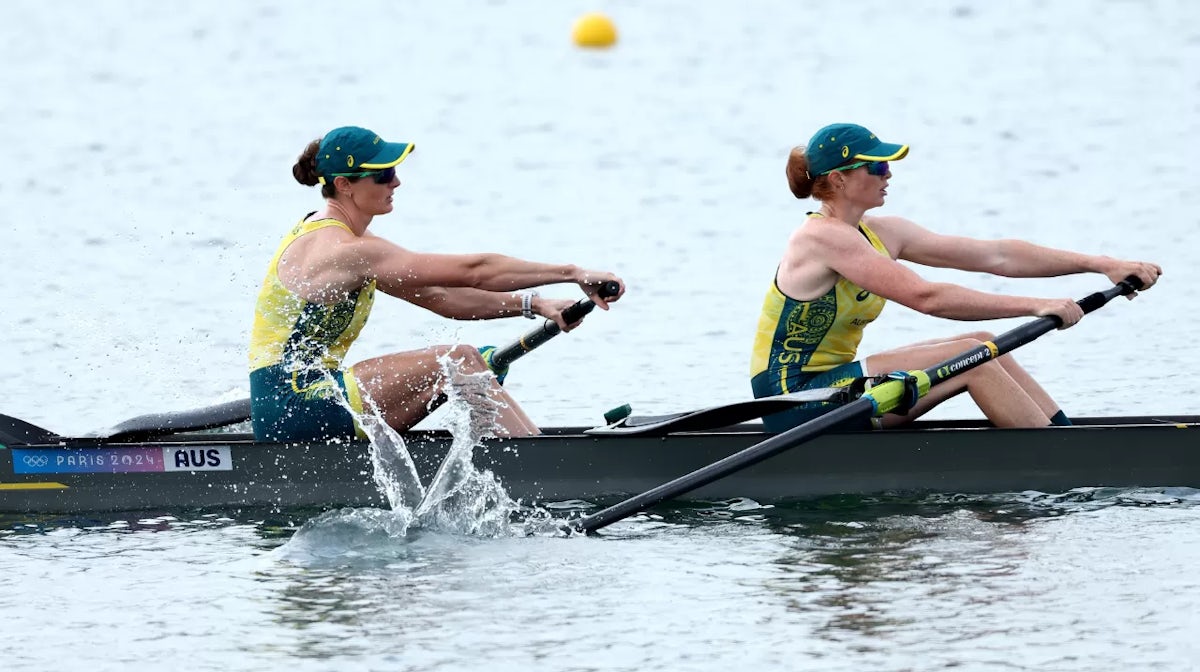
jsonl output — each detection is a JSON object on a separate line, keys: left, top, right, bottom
{"left": 831, "top": 160, "right": 889, "bottom": 177}
{"left": 333, "top": 166, "right": 397, "bottom": 184}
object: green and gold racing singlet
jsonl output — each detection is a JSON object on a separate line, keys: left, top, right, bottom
{"left": 750, "top": 220, "right": 890, "bottom": 392}
{"left": 248, "top": 218, "right": 376, "bottom": 373}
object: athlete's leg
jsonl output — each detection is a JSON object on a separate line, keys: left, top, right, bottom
{"left": 350, "top": 344, "right": 538, "bottom": 436}
{"left": 994, "top": 355, "right": 1065, "bottom": 420}
{"left": 865, "top": 332, "right": 1052, "bottom": 428}
{"left": 889, "top": 331, "right": 1067, "bottom": 420}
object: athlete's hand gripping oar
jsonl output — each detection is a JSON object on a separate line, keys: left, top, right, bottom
{"left": 481, "top": 281, "right": 621, "bottom": 380}
{"left": 569, "top": 276, "right": 1146, "bottom": 535}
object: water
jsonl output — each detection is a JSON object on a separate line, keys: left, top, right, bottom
{"left": 5, "top": 493, "right": 1199, "bottom": 671}
{"left": 4, "top": 0, "right": 1200, "bottom": 669}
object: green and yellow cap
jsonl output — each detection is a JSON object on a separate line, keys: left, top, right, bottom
{"left": 316, "top": 126, "right": 415, "bottom": 184}
{"left": 806, "top": 123, "right": 908, "bottom": 176}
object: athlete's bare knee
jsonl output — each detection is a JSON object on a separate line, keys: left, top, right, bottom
{"left": 957, "top": 330, "right": 996, "bottom": 343}
{"left": 446, "top": 343, "right": 488, "bottom": 371}
{"left": 963, "top": 359, "right": 1010, "bottom": 384}
{"left": 941, "top": 333, "right": 997, "bottom": 354}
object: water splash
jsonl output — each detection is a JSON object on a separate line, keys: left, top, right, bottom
{"left": 318, "top": 369, "right": 428, "bottom": 514}
{"left": 357, "top": 405, "right": 427, "bottom": 513}
{"left": 281, "top": 351, "right": 521, "bottom": 563}
{"left": 413, "top": 353, "right": 519, "bottom": 537}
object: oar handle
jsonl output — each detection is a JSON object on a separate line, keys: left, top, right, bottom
{"left": 489, "top": 281, "right": 620, "bottom": 370}
{"left": 1076, "top": 275, "right": 1143, "bottom": 316}
{"left": 995, "top": 274, "right": 1144, "bottom": 354}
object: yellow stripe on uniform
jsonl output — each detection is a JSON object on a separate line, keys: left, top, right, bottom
{"left": 342, "top": 368, "right": 368, "bottom": 440}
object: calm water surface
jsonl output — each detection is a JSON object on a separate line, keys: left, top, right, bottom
{"left": 3, "top": 494, "right": 1199, "bottom": 671}
{"left": 3, "top": 0, "right": 1200, "bottom": 670}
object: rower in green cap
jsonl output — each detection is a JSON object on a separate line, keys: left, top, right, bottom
{"left": 249, "top": 126, "right": 625, "bottom": 442}
{"left": 750, "top": 122, "right": 1161, "bottom": 431}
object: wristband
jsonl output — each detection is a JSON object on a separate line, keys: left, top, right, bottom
{"left": 521, "top": 290, "right": 538, "bottom": 319}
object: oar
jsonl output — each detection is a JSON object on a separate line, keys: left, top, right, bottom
{"left": 486, "top": 280, "right": 622, "bottom": 371}
{"left": 104, "top": 398, "right": 252, "bottom": 441}
{"left": 569, "top": 276, "right": 1146, "bottom": 534}
{"left": 584, "top": 387, "right": 851, "bottom": 436}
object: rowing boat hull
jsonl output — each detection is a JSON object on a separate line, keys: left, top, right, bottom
{"left": 1, "top": 417, "right": 1197, "bottom": 513}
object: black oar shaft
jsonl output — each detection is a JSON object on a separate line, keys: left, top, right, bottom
{"left": 571, "top": 398, "right": 876, "bottom": 532}
{"left": 489, "top": 281, "right": 620, "bottom": 370}
{"left": 571, "top": 277, "right": 1143, "bottom": 534}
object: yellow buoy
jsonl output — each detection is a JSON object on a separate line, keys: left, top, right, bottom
{"left": 572, "top": 12, "right": 618, "bottom": 48}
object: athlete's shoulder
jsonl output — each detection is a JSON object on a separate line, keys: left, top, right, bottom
{"left": 791, "top": 213, "right": 844, "bottom": 239}
{"left": 861, "top": 213, "right": 917, "bottom": 232}
{"left": 289, "top": 216, "right": 353, "bottom": 238}
{"left": 796, "top": 216, "right": 871, "bottom": 253}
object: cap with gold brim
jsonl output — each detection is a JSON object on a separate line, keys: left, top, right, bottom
{"left": 316, "top": 126, "right": 415, "bottom": 184}
{"left": 807, "top": 123, "right": 908, "bottom": 176}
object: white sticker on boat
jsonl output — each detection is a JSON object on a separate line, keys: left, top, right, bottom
{"left": 161, "top": 446, "right": 233, "bottom": 472}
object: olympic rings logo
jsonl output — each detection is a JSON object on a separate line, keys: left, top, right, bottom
{"left": 22, "top": 455, "right": 49, "bottom": 468}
